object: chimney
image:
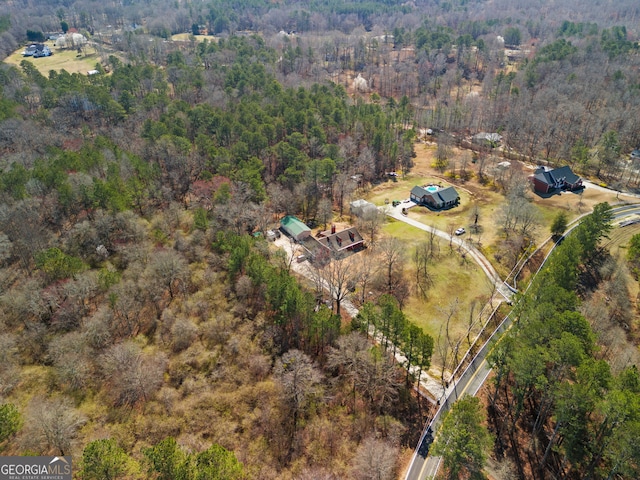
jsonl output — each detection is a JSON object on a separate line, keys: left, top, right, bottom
{"left": 331, "top": 224, "right": 336, "bottom": 234}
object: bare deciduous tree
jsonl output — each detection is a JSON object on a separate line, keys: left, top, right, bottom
{"left": 328, "top": 332, "right": 370, "bottom": 413}
{"left": 48, "top": 332, "right": 93, "bottom": 391}
{"left": 21, "top": 396, "right": 86, "bottom": 455}
{"left": 170, "top": 317, "right": 198, "bottom": 353}
{"left": 101, "top": 341, "right": 168, "bottom": 407}
{"left": 320, "top": 255, "right": 358, "bottom": 315}
{"left": 317, "top": 197, "right": 333, "bottom": 230}
{"left": 435, "top": 299, "right": 462, "bottom": 390}
{"left": 377, "top": 237, "right": 405, "bottom": 295}
{"left": 275, "top": 349, "right": 323, "bottom": 459}
{"left": 413, "top": 241, "right": 434, "bottom": 298}
{"left": 357, "top": 208, "right": 384, "bottom": 245}
{"left": 355, "top": 249, "right": 378, "bottom": 304}
{"left": 144, "top": 249, "right": 190, "bottom": 303}
{"left": 435, "top": 134, "right": 452, "bottom": 173}
{"left": 334, "top": 173, "right": 356, "bottom": 217}
{"left": 351, "top": 437, "right": 398, "bottom": 480}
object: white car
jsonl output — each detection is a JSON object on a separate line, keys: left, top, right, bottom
{"left": 455, "top": 227, "right": 466, "bottom": 236}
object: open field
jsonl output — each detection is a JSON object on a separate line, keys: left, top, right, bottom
{"left": 4, "top": 41, "right": 101, "bottom": 75}
{"left": 381, "top": 217, "right": 497, "bottom": 370}
{"left": 171, "top": 33, "right": 218, "bottom": 42}
{"left": 362, "top": 140, "right": 639, "bottom": 368}
{"left": 366, "top": 141, "right": 636, "bottom": 262}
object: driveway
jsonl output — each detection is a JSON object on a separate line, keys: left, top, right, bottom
{"left": 384, "top": 202, "right": 513, "bottom": 301}
{"left": 273, "top": 234, "right": 444, "bottom": 399}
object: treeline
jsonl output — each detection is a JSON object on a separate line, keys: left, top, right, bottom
{"left": 0, "top": 28, "right": 434, "bottom": 479}
{"left": 355, "top": 295, "right": 434, "bottom": 390}
{"left": 81, "top": 437, "right": 244, "bottom": 480}
{"left": 487, "top": 203, "right": 640, "bottom": 479}
{"left": 1, "top": 35, "right": 415, "bottom": 223}
{"left": 5, "top": 0, "right": 640, "bottom": 183}
{"left": 214, "top": 231, "right": 342, "bottom": 356}
{"left": 0, "top": 219, "right": 428, "bottom": 476}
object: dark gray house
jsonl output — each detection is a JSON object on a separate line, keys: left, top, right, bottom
{"left": 531, "top": 165, "right": 582, "bottom": 193}
{"left": 23, "top": 43, "right": 52, "bottom": 57}
{"left": 410, "top": 185, "right": 460, "bottom": 209}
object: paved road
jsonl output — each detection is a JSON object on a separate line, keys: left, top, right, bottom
{"left": 403, "top": 203, "right": 640, "bottom": 480}
{"left": 405, "top": 319, "right": 501, "bottom": 480}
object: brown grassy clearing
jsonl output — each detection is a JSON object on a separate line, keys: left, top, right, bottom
{"left": 171, "top": 33, "right": 218, "bottom": 42}
{"left": 382, "top": 218, "right": 495, "bottom": 344}
{"left": 4, "top": 41, "right": 101, "bottom": 75}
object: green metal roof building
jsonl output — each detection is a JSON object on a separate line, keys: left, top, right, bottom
{"left": 280, "top": 216, "right": 311, "bottom": 241}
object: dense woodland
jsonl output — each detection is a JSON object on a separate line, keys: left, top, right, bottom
{"left": 0, "top": 0, "right": 640, "bottom": 478}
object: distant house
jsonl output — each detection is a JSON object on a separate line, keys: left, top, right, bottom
{"left": 22, "top": 43, "right": 51, "bottom": 58}
{"left": 23, "top": 44, "right": 37, "bottom": 56}
{"left": 410, "top": 186, "right": 460, "bottom": 209}
{"left": 350, "top": 199, "right": 378, "bottom": 219}
{"left": 316, "top": 225, "right": 364, "bottom": 256}
{"left": 280, "top": 215, "right": 311, "bottom": 241}
{"left": 23, "top": 43, "right": 51, "bottom": 57}
{"left": 531, "top": 166, "right": 583, "bottom": 194}
{"left": 33, "top": 44, "right": 51, "bottom": 57}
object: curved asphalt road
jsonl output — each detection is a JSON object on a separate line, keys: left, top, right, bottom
{"left": 384, "top": 202, "right": 513, "bottom": 302}
{"left": 402, "top": 203, "right": 640, "bottom": 480}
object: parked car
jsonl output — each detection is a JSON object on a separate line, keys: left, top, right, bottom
{"left": 455, "top": 227, "right": 466, "bottom": 236}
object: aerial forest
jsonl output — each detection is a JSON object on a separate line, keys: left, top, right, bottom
{"left": 0, "top": 0, "right": 639, "bottom": 478}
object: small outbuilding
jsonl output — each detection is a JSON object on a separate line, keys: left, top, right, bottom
{"left": 280, "top": 215, "right": 311, "bottom": 241}
{"left": 472, "top": 132, "right": 502, "bottom": 147}
{"left": 350, "top": 199, "right": 378, "bottom": 218}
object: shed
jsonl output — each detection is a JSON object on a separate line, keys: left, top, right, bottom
{"left": 472, "top": 132, "right": 502, "bottom": 147}
{"left": 350, "top": 199, "right": 378, "bottom": 218}
{"left": 280, "top": 216, "right": 311, "bottom": 241}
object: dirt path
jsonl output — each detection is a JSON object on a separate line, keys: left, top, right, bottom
{"left": 273, "top": 235, "right": 445, "bottom": 400}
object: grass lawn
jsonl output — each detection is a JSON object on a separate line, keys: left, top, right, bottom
{"left": 4, "top": 41, "right": 101, "bottom": 75}
{"left": 365, "top": 174, "right": 440, "bottom": 206}
{"left": 363, "top": 141, "right": 639, "bottom": 371}
{"left": 381, "top": 219, "right": 496, "bottom": 349}
{"left": 365, "top": 141, "right": 637, "bottom": 270}
{"left": 604, "top": 222, "right": 640, "bottom": 308}
{"left": 171, "top": 33, "right": 218, "bottom": 42}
